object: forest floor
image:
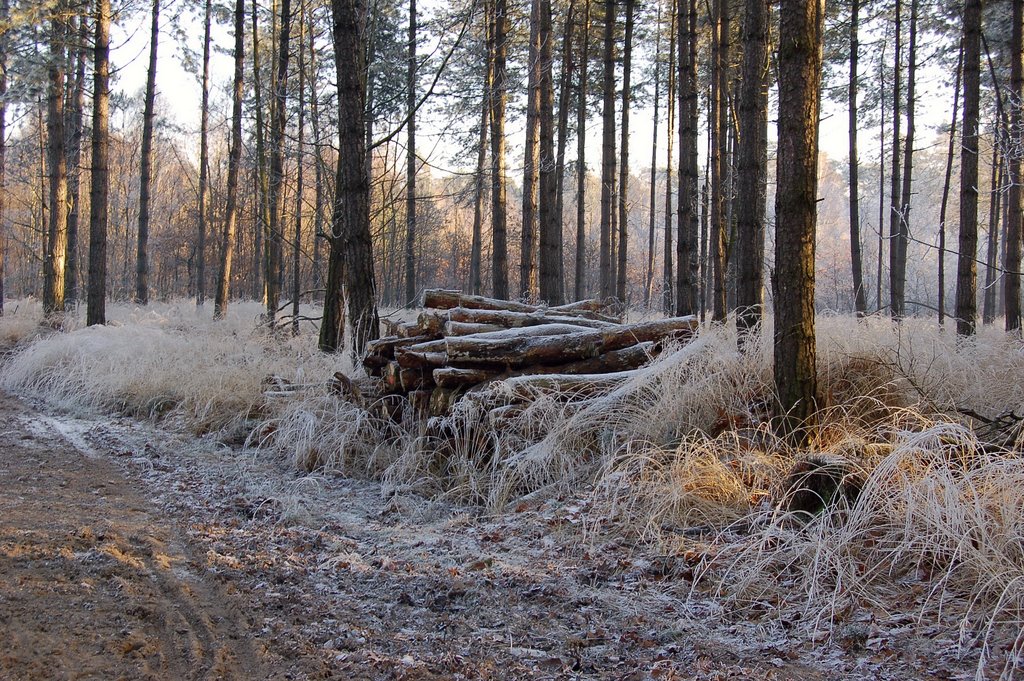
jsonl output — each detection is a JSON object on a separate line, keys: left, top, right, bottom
{"left": 0, "top": 390, "right": 979, "bottom": 681}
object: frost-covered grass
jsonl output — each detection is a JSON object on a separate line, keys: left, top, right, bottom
{"left": 3, "top": 302, "right": 1023, "bottom": 675}
{"left": 0, "top": 299, "right": 349, "bottom": 438}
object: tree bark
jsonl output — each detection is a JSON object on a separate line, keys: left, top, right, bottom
{"left": 488, "top": 0, "right": 509, "bottom": 299}
{"left": 135, "top": 0, "right": 160, "bottom": 306}
{"left": 676, "top": 0, "right": 699, "bottom": 316}
{"left": 847, "top": 0, "right": 866, "bottom": 316}
{"left": 538, "top": 0, "right": 563, "bottom": 304}
{"left": 774, "top": 0, "right": 823, "bottom": 442}
{"left": 44, "top": 11, "right": 69, "bottom": 317}
{"left": 292, "top": 9, "right": 305, "bottom": 336}
{"left": 887, "top": 0, "right": 902, "bottom": 318}
{"left": 552, "top": 0, "right": 575, "bottom": 298}
{"left": 662, "top": 1, "right": 675, "bottom": 315}
{"left": 735, "top": 0, "right": 768, "bottom": 341}
{"left": 0, "top": 0, "right": 7, "bottom": 316}
{"left": 614, "top": 0, "right": 634, "bottom": 303}
{"left": 405, "top": 0, "right": 418, "bottom": 306}
{"left": 983, "top": 137, "right": 1002, "bottom": 325}
{"left": 645, "top": 3, "right": 661, "bottom": 310}
{"left": 574, "top": 0, "right": 590, "bottom": 301}
{"left": 1007, "top": 0, "right": 1022, "bottom": 332}
{"left": 892, "top": 0, "right": 917, "bottom": 319}
{"left": 956, "top": 0, "right": 982, "bottom": 337}
{"left": 598, "top": 0, "right": 616, "bottom": 299}
{"left": 214, "top": 0, "right": 246, "bottom": 320}
{"left": 321, "top": 0, "right": 380, "bottom": 355}
{"left": 266, "top": 0, "right": 292, "bottom": 322}
{"left": 709, "top": 0, "right": 729, "bottom": 321}
{"left": 196, "top": 0, "right": 212, "bottom": 306}
{"left": 87, "top": 0, "right": 111, "bottom": 326}
{"left": 522, "top": 0, "right": 541, "bottom": 300}
{"left": 469, "top": 4, "right": 490, "bottom": 297}
{"left": 65, "top": 15, "right": 87, "bottom": 307}
{"left": 251, "top": 0, "right": 270, "bottom": 304}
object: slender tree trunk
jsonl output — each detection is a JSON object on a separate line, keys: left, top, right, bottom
{"left": 321, "top": 0, "right": 379, "bottom": 355}
{"left": 709, "top": 0, "right": 728, "bottom": 321}
{"left": 676, "top": 0, "right": 699, "bottom": 316}
{"left": 214, "top": 0, "right": 246, "bottom": 319}
{"left": 44, "top": 12, "right": 69, "bottom": 317}
{"left": 197, "top": 0, "right": 212, "bottom": 306}
{"left": 538, "top": 0, "right": 562, "bottom": 304}
{"left": 553, "top": 0, "right": 576, "bottom": 294}
{"left": 470, "top": 18, "right": 490, "bottom": 297}
{"left": 574, "top": 0, "right": 590, "bottom": 301}
{"left": 308, "top": 10, "right": 324, "bottom": 300}
{"left": 774, "top": 0, "right": 823, "bottom": 441}
{"left": 645, "top": 3, "right": 662, "bottom": 309}
{"left": 614, "top": 0, "right": 634, "bottom": 302}
{"left": 265, "top": 0, "right": 291, "bottom": 322}
{"left": 521, "top": 0, "right": 541, "bottom": 299}
{"left": 848, "top": 0, "right": 866, "bottom": 315}
{"left": 736, "top": 0, "right": 768, "bottom": 340}
{"left": 984, "top": 137, "right": 1002, "bottom": 324}
{"left": 292, "top": 8, "right": 305, "bottom": 335}
{"left": 65, "top": 15, "right": 86, "bottom": 307}
{"left": 489, "top": 0, "right": 509, "bottom": 299}
{"left": 135, "top": 0, "right": 160, "bottom": 305}
{"left": 957, "top": 0, "right": 982, "bottom": 336}
{"left": 405, "top": 0, "right": 417, "bottom": 305}
{"left": 87, "top": 0, "right": 111, "bottom": 326}
{"left": 662, "top": 0, "right": 675, "bottom": 315}
{"left": 0, "top": 0, "right": 7, "bottom": 315}
{"left": 1007, "top": 0, "right": 1022, "bottom": 332}
{"left": 887, "top": 0, "right": 902, "bottom": 317}
{"left": 251, "top": 0, "right": 270, "bottom": 303}
{"left": 876, "top": 43, "right": 885, "bottom": 311}
{"left": 892, "top": 0, "right": 917, "bottom": 319}
{"left": 598, "top": 0, "right": 615, "bottom": 298}
{"left": 938, "top": 43, "right": 963, "bottom": 326}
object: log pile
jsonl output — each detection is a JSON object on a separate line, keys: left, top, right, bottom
{"left": 360, "top": 289, "right": 699, "bottom": 419}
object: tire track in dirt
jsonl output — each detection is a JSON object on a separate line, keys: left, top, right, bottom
{"left": 0, "top": 393, "right": 264, "bottom": 680}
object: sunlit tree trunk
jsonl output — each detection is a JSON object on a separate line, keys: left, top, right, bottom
{"left": 709, "top": 0, "right": 728, "bottom": 321}
{"left": 65, "top": 14, "right": 87, "bottom": 307}
{"left": 0, "top": 0, "right": 7, "bottom": 316}
{"left": 848, "top": 0, "right": 866, "bottom": 316}
{"left": 645, "top": 3, "right": 662, "bottom": 309}
{"left": 598, "top": 0, "right": 615, "bottom": 298}
{"left": 135, "top": 0, "right": 160, "bottom": 305}
{"left": 553, "top": 0, "right": 576, "bottom": 298}
{"left": 214, "top": 0, "right": 246, "bottom": 319}
{"left": 265, "top": 0, "right": 291, "bottom": 322}
{"left": 676, "top": 0, "right": 699, "bottom": 316}
{"left": 774, "top": 0, "right": 823, "bottom": 442}
{"left": 405, "top": 0, "right": 417, "bottom": 305}
{"left": 44, "top": 11, "right": 69, "bottom": 317}
{"left": 196, "top": 0, "right": 212, "bottom": 306}
{"left": 1007, "top": 0, "right": 1022, "bottom": 332}
{"left": 956, "top": 0, "right": 982, "bottom": 336}
{"left": 538, "top": 0, "right": 563, "bottom": 304}
{"left": 469, "top": 15, "right": 490, "bottom": 297}
{"left": 662, "top": 0, "right": 675, "bottom": 315}
{"left": 574, "top": 0, "right": 590, "bottom": 301}
{"left": 522, "top": 0, "right": 541, "bottom": 299}
{"left": 87, "top": 0, "right": 111, "bottom": 326}
{"left": 489, "top": 0, "right": 509, "bottom": 299}
{"left": 292, "top": 8, "right": 305, "bottom": 335}
{"left": 615, "top": 0, "right": 634, "bottom": 303}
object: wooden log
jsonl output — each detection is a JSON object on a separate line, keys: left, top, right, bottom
{"left": 453, "top": 322, "right": 593, "bottom": 340}
{"left": 442, "top": 321, "right": 505, "bottom": 336}
{"left": 383, "top": 362, "right": 434, "bottom": 393}
{"left": 500, "top": 370, "right": 641, "bottom": 398}
{"left": 364, "top": 334, "right": 438, "bottom": 361}
{"left": 422, "top": 288, "right": 537, "bottom": 313}
{"left": 434, "top": 366, "right": 500, "bottom": 389}
{"left": 547, "top": 298, "right": 617, "bottom": 315}
{"left": 444, "top": 306, "right": 615, "bottom": 329}
{"left": 445, "top": 317, "right": 696, "bottom": 369}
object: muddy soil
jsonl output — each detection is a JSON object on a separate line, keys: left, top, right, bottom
{"left": 0, "top": 391, "right": 973, "bottom": 680}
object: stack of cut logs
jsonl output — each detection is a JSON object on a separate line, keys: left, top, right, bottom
{"left": 360, "top": 289, "right": 699, "bottom": 419}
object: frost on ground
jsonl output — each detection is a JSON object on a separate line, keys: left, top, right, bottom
{"left": 0, "top": 300, "right": 1020, "bottom": 679}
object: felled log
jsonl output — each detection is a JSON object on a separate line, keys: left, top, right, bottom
{"left": 434, "top": 367, "right": 499, "bottom": 389}
{"left": 422, "top": 289, "right": 536, "bottom": 313}
{"left": 365, "top": 334, "right": 438, "bottom": 360}
{"left": 445, "top": 317, "right": 696, "bottom": 369}
{"left": 498, "top": 370, "right": 641, "bottom": 399}
{"left": 442, "top": 321, "right": 506, "bottom": 336}
{"left": 443, "top": 307, "right": 614, "bottom": 329}
{"left": 384, "top": 362, "right": 435, "bottom": 393}
{"left": 395, "top": 339, "right": 448, "bottom": 368}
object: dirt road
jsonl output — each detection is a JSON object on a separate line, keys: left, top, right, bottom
{"left": 0, "top": 391, "right": 966, "bottom": 680}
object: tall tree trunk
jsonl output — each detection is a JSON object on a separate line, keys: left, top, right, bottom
{"left": 709, "top": 0, "right": 728, "bottom": 321}
{"left": 892, "top": 0, "right": 917, "bottom": 319}
{"left": 470, "top": 11, "right": 490, "bottom": 297}
{"left": 197, "top": 0, "right": 212, "bottom": 306}
{"left": 1007, "top": 0, "right": 1022, "bottom": 332}
{"left": 848, "top": 0, "right": 866, "bottom": 315}
{"left": 307, "top": 10, "right": 324, "bottom": 300}
{"left": 489, "top": 0, "right": 509, "bottom": 299}
{"left": 614, "top": 0, "right": 634, "bottom": 302}
{"left": 774, "top": 0, "right": 823, "bottom": 441}
{"left": 598, "top": 0, "right": 615, "bottom": 298}
{"left": 553, "top": 0, "right": 576, "bottom": 296}
{"left": 662, "top": 0, "right": 675, "bottom": 315}
{"left": 574, "top": 0, "right": 590, "bottom": 301}
{"left": 405, "top": 0, "right": 417, "bottom": 305}
{"left": 251, "top": 0, "right": 270, "bottom": 303}
{"left": 735, "top": 0, "right": 768, "bottom": 340}
{"left": 645, "top": 3, "right": 662, "bottom": 309}
{"left": 292, "top": 7, "right": 305, "bottom": 335}
{"left": 44, "top": 12, "right": 69, "bottom": 317}
{"left": 87, "top": 0, "right": 111, "bottom": 326}
{"left": 65, "top": 14, "right": 87, "bottom": 307}
{"left": 938, "top": 42, "right": 963, "bottom": 326}
{"left": 321, "top": 0, "right": 379, "bottom": 355}
{"left": 265, "top": 0, "right": 291, "bottom": 322}
{"left": 135, "top": 0, "right": 160, "bottom": 305}
{"left": 676, "top": 0, "right": 699, "bottom": 316}
{"left": 538, "top": 0, "right": 563, "bottom": 304}
{"left": 0, "top": 0, "right": 7, "bottom": 315}
{"left": 983, "top": 137, "right": 1002, "bottom": 324}
{"left": 957, "top": 0, "right": 982, "bottom": 336}
{"left": 876, "top": 43, "right": 885, "bottom": 311}
{"left": 214, "top": 0, "right": 246, "bottom": 319}
{"left": 887, "top": 0, "right": 902, "bottom": 317}
{"left": 522, "top": 0, "right": 541, "bottom": 299}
